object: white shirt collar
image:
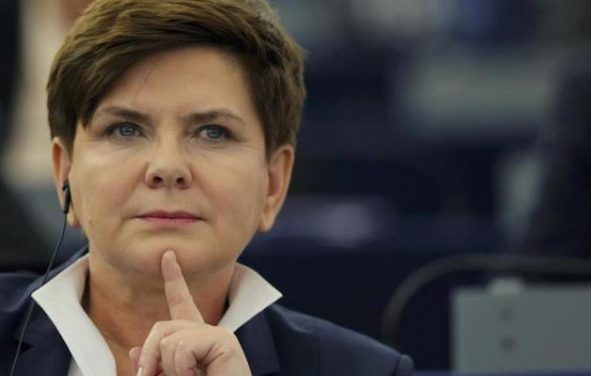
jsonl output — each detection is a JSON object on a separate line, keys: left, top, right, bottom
{"left": 31, "top": 255, "right": 282, "bottom": 376}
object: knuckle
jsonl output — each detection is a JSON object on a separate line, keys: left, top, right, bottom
{"left": 218, "top": 327, "right": 237, "bottom": 342}
{"left": 159, "top": 337, "right": 169, "bottom": 349}
{"left": 215, "top": 331, "right": 241, "bottom": 354}
{"left": 153, "top": 321, "right": 167, "bottom": 331}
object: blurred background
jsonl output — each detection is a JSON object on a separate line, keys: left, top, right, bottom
{"left": 2, "top": 0, "right": 591, "bottom": 373}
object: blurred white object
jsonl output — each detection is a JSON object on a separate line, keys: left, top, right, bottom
{"left": 453, "top": 281, "right": 591, "bottom": 372}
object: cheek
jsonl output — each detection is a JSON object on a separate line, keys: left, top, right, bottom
{"left": 210, "top": 163, "right": 268, "bottom": 232}
{"left": 71, "top": 177, "right": 109, "bottom": 235}
{"left": 70, "top": 156, "right": 141, "bottom": 232}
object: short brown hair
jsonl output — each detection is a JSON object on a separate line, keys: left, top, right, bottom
{"left": 47, "top": 0, "right": 305, "bottom": 156}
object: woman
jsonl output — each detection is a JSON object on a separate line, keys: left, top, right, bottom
{"left": 0, "top": 0, "right": 414, "bottom": 375}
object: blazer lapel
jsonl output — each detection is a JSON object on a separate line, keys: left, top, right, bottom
{"left": 9, "top": 248, "right": 88, "bottom": 375}
{"left": 236, "top": 309, "right": 280, "bottom": 376}
{"left": 12, "top": 306, "right": 71, "bottom": 375}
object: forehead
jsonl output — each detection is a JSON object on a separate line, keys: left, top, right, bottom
{"left": 112, "top": 46, "right": 247, "bottom": 95}
{"left": 91, "top": 46, "right": 255, "bottom": 119}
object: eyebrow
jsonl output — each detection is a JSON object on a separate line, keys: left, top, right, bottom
{"left": 182, "top": 109, "right": 246, "bottom": 127}
{"left": 93, "top": 106, "right": 246, "bottom": 126}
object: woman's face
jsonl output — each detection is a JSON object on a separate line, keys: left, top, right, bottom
{"left": 52, "top": 46, "right": 293, "bottom": 276}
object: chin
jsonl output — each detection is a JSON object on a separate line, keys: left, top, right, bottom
{"left": 140, "top": 242, "right": 234, "bottom": 274}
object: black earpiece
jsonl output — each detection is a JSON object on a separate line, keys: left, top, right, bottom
{"left": 62, "top": 181, "right": 71, "bottom": 214}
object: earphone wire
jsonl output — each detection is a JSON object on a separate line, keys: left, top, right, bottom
{"left": 9, "top": 212, "right": 69, "bottom": 376}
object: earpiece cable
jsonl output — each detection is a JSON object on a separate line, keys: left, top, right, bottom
{"left": 9, "top": 209, "right": 69, "bottom": 375}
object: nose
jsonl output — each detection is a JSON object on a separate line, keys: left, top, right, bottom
{"left": 145, "top": 140, "right": 192, "bottom": 189}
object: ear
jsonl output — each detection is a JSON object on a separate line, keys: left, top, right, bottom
{"left": 258, "top": 144, "right": 294, "bottom": 232}
{"left": 51, "top": 137, "right": 79, "bottom": 227}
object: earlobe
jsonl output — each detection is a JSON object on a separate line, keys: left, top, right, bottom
{"left": 258, "top": 145, "right": 294, "bottom": 232}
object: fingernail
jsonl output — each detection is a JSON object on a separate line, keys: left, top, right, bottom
{"left": 167, "top": 250, "right": 177, "bottom": 261}
{"left": 136, "top": 366, "right": 143, "bottom": 376}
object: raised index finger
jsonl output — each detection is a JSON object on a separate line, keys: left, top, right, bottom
{"left": 161, "top": 250, "right": 204, "bottom": 322}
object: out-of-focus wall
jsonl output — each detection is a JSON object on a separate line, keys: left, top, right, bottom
{"left": 266, "top": 0, "right": 591, "bottom": 252}
{"left": 2, "top": 0, "right": 69, "bottom": 187}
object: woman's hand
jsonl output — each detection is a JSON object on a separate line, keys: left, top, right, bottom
{"left": 129, "top": 251, "right": 251, "bottom": 376}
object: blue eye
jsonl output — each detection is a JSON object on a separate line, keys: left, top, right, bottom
{"left": 199, "top": 125, "right": 230, "bottom": 142}
{"left": 117, "top": 123, "right": 139, "bottom": 137}
{"left": 107, "top": 122, "right": 141, "bottom": 138}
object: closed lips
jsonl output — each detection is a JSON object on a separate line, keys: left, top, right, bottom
{"left": 138, "top": 211, "right": 201, "bottom": 220}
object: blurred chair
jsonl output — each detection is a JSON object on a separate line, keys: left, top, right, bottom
{"left": 381, "top": 254, "right": 591, "bottom": 371}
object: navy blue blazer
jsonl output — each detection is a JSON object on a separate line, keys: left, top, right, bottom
{"left": 1, "top": 251, "right": 413, "bottom": 375}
